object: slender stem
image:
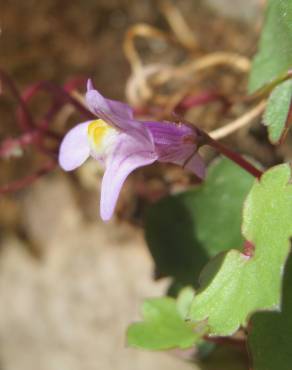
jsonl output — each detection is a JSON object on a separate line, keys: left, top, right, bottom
{"left": 160, "top": 0, "right": 198, "bottom": 50}
{"left": 175, "top": 91, "right": 230, "bottom": 115}
{"left": 203, "top": 133, "right": 262, "bottom": 179}
{"left": 18, "top": 80, "right": 93, "bottom": 123}
{"left": 0, "top": 69, "right": 35, "bottom": 131}
{"left": 0, "top": 161, "right": 56, "bottom": 195}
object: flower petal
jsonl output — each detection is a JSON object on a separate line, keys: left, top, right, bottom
{"left": 87, "top": 79, "right": 133, "bottom": 118}
{"left": 107, "top": 99, "right": 133, "bottom": 120}
{"left": 157, "top": 147, "right": 205, "bottom": 179}
{"left": 86, "top": 80, "right": 153, "bottom": 144}
{"left": 100, "top": 133, "right": 157, "bottom": 221}
{"left": 184, "top": 153, "right": 206, "bottom": 179}
{"left": 86, "top": 79, "right": 133, "bottom": 124}
{"left": 86, "top": 88, "right": 152, "bottom": 141}
{"left": 59, "top": 121, "right": 90, "bottom": 171}
{"left": 144, "top": 120, "right": 196, "bottom": 146}
{"left": 143, "top": 120, "right": 197, "bottom": 157}
{"left": 143, "top": 120, "right": 205, "bottom": 179}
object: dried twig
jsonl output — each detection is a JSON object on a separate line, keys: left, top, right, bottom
{"left": 159, "top": 0, "right": 198, "bottom": 50}
{"left": 124, "top": 21, "right": 250, "bottom": 109}
{"left": 209, "top": 100, "right": 266, "bottom": 140}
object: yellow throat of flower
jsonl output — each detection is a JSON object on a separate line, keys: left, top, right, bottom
{"left": 87, "top": 119, "right": 118, "bottom": 157}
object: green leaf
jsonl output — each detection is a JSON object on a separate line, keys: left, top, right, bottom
{"left": 248, "top": 254, "right": 292, "bottom": 370}
{"left": 263, "top": 79, "right": 292, "bottom": 143}
{"left": 145, "top": 158, "right": 254, "bottom": 287}
{"left": 249, "top": 0, "right": 292, "bottom": 93}
{"left": 188, "top": 164, "right": 292, "bottom": 335}
{"left": 127, "top": 287, "right": 204, "bottom": 350}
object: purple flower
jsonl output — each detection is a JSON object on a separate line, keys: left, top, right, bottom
{"left": 59, "top": 80, "right": 205, "bottom": 221}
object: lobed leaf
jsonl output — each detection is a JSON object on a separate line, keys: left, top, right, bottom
{"left": 188, "top": 164, "right": 292, "bottom": 336}
{"left": 145, "top": 158, "right": 254, "bottom": 287}
{"left": 127, "top": 287, "right": 204, "bottom": 350}
{"left": 248, "top": 254, "right": 292, "bottom": 370}
{"left": 263, "top": 79, "right": 292, "bottom": 143}
{"left": 249, "top": 0, "right": 292, "bottom": 93}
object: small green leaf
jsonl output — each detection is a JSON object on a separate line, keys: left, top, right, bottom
{"left": 177, "top": 286, "right": 195, "bottom": 318}
{"left": 263, "top": 79, "right": 292, "bottom": 143}
{"left": 248, "top": 254, "right": 292, "bottom": 370}
{"left": 145, "top": 158, "right": 254, "bottom": 287}
{"left": 188, "top": 164, "right": 292, "bottom": 336}
{"left": 249, "top": 0, "right": 292, "bottom": 93}
{"left": 127, "top": 287, "right": 203, "bottom": 350}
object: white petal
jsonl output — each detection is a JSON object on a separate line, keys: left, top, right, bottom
{"left": 59, "top": 122, "right": 91, "bottom": 171}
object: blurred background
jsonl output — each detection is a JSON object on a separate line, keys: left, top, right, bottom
{"left": 0, "top": 1, "right": 266, "bottom": 369}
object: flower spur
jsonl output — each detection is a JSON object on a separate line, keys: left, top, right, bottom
{"left": 59, "top": 80, "right": 205, "bottom": 221}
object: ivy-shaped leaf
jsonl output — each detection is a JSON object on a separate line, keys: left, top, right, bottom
{"left": 248, "top": 254, "right": 292, "bottom": 370}
{"left": 127, "top": 287, "right": 204, "bottom": 350}
{"left": 188, "top": 164, "right": 292, "bottom": 336}
{"left": 145, "top": 158, "right": 254, "bottom": 287}
{"left": 263, "top": 79, "right": 292, "bottom": 143}
{"left": 249, "top": 0, "right": 292, "bottom": 93}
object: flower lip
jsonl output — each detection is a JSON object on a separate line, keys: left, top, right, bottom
{"left": 58, "top": 121, "right": 91, "bottom": 171}
{"left": 100, "top": 133, "right": 158, "bottom": 221}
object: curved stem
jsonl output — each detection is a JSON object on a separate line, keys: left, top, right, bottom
{"left": 0, "top": 69, "right": 35, "bottom": 131}
{"left": 0, "top": 161, "right": 56, "bottom": 194}
{"left": 203, "top": 132, "right": 262, "bottom": 179}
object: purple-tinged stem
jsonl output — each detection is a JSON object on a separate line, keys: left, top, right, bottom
{"left": 175, "top": 91, "right": 230, "bottom": 114}
{"left": 14, "top": 78, "right": 93, "bottom": 156}
{"left": 204, "top": 133, "right": 262, "bottom": 179}
{"left": 181, "top": 119, "right": 263, "bottom": 179}
{"left": 0, "top": 161, "right": 56, "bottom": 195}
{"left": 0, "top": 69, "right": 35, "bottom": 132}
{"left": 63, "top": 77, "right": 87, "bottom": 92}
{"left": 17, "top": 80, "right": 94, "bottom": 127}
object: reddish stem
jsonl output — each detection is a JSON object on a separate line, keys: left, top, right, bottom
{"left": 0, "top": 69, "right": 35, "bottom": 132}
{"left": 133, "top": 91, "right": 230, "bottom": 117}
{"left": 14, "top": 78, "right": 93, "bottom": 156}
{"left": 175, "top": 91, "right": 230, "bottom": 114}
{"left": 17, "top": 80, "right": 93, "bottom": 129}
{"left": 0, "top": 75, "right": 93, "bottom": 195}
{"left": 205, "top": 134, "right": 262, "bottom": 179}
{"left": 0, "top": 161, "right": 56, "bottom": 194}
{"left": 63, "top": 77, "right": 87, "bottom": 92}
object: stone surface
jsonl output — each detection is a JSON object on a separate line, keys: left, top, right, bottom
{"left": 0, "top": 175, "right": 197, "bottom": 370}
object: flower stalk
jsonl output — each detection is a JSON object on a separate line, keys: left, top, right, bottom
{"left": 203, "top": 132, "right": 262, "bottom": 179}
